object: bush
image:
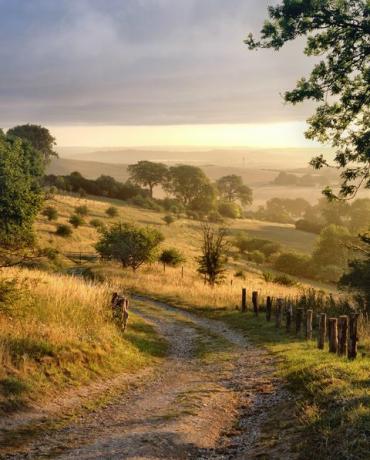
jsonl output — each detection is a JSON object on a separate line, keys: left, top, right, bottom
{"left": 75, "top": 205, "right": 89, "bottom": 216}
{"left": 273, "top": 274, "right": 298, "bottom": 286}
{"left": 159, "top": 248, "right": 185, "bottom": 268}
{"left": 274, "top": 252, "right": 313, "bottom": 278}
{"left": 319, "top": 264, "right": 344, "bottom": 283}
{"left": 233, "top": 236, "right": 281, "bottom": 259}
{"left": 42, "top": 206, "right": 58, "bottom": 221}
{"left": 248, "top": 250, "right": 265, "bottom": 264}
{"left": 262, "top": 271, "right": 274, "bottom": 283}
{"left": 90, "top": 218, "right": 105, "bottom": 230}
{"left": 162, "top": 214, "right": 175, "bottom": 225}
{"left": 218, "top": 201, "right": 241, "bottom": 219}
{"left": 55, "top": 224, "right": 72, "bottom": 237}
{"left": 295, "top": 219, "right": 323, "bottom": 234}
{"left": 105, "top": 206, "right": 118, "bottom": 217}
{"left": 234, "top": 270, "right": 246, "bottom": 279}
{"left": 69, "top": 214, "right": 84, "bottom": 228}
{"left": 129, "top": 195, "right": 162, "bottom": 212}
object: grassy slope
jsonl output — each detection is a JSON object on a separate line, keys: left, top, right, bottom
{"left": 0, "top": 268, "right": 167, "bottom": 413}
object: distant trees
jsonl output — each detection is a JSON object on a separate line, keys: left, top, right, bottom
{"left": 312, "top": 225, "right": 351, "bottom": 269}
{"left": 7, "top": 124, "right": 57, "bottom": 164}
{"left": 216, "top": 175, "right": 252, "bottom": 206}
{"left": 197, "top": 224, "right": 229, "bottom": 286}
{"left": 96, "top": 223, "right": 164, "bottom": 271}
{"left": 128, "top": 161, "right": 168, "bottom": 198}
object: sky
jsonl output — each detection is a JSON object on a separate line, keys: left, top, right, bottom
{"left": 0, "top": 0, "right": 318, "bottom": 148}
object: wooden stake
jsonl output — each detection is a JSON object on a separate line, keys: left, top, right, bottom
{"left": 348, "top": 313, "right": 359, "bottom": 360}
{"left": 337, "top": 315, "right": 348, "bottom": 356}
{"left": 295, "top": 308, "right": 303, "bottom": 336}
{"left": 266, "top": 296, "right": 272, "bottom": 322}
{"left": 305, "top": 309, "right": 313, "bottom": 340}
{"left": 241, "top": 288, "right": 247, "bottom": 312}
{"left": 252, "top": 291, "right": 259, "bottom": 316}
{"left": 285, "top": 304, "right": 292, "bottom": 333}
{"left": 317, "top": 313, "right": 327, "bottom": 350}
{"left": 328, "top": 318, "right": 338, "bottom": 353}
{"left": 275, "top": 298, "right": 283, "bottom": 328}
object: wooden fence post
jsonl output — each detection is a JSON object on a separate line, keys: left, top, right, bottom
{"left": 266, "top": 296, "right": 272, "bottom": 322}
{"left": 285, "top": 304, "right": 292, "bottom": 333}
{"left": 317, "top": 313, "right": 327, "bottom": 350}
{"left": 305, "top": 309, "right": 313, "bottom": 340}
{"left": 337, "top": 315, "right": 348, "bottom": 356}
{"left": 328, "top": 318, "right": 338, "bottom": 353}
{"left": 275, "top": 298, "right": 283, "bottom": 328}
{"left": 241, "top": 288, "right": 247, "bottom": 312}
{"left": 252, "top": 291, "right": 259, "bottom": 316}
{"left": 348, "top": 313, "right": 359, "bottom": 360}
{"left": 295, "top": 308, "right": 303, "bottom": 336}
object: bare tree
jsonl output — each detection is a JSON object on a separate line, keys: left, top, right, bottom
{"left": 197, "top": 223, "right": 229, "bottom": 286}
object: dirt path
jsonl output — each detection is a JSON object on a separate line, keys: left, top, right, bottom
{"left": 1, "top": 298, "right": 299, "bottom": 459}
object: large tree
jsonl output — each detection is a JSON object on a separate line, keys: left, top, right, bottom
{"left": 7, "top": 124, "right": 57, "bottom": 164}
{"left": 216, "top": 175, "right": 253, "bottom": 206}
{"left": 128, "top": 161, "right": 168, "bottom": 198}
{"left": 246, "top": 0, "right": 369, "bottom": 199}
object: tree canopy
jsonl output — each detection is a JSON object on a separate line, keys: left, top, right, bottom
{"left": 7, "top": 124, "right": 57, "bottom": 164}
{"left": 216, "top": 175, "right": 252, "bottom": 206}
{"left": 128, "top": 161, "right": 168, "bottom": 197}
{"left": 246, "top": 0, "right": 370, "bottom": 199}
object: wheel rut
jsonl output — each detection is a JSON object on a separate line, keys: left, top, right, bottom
{"left": 1, "top": 297, "right": 299, "bottom": 459}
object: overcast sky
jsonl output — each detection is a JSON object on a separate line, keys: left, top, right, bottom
{"left": 0, "top": 0, "right": 317, "bottom": 146}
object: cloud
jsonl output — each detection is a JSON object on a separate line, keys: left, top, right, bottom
{"left": 0, "top": 0, "right": 314, "bottom": 126}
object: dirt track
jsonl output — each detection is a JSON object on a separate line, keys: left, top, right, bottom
{"left": 1, "top": 298, "right": 299, "bottom": 459}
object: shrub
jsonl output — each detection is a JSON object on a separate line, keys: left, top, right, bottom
{"left": 295, "top": 219, "right": 323, "bottom": 234}
{"left": 55, "top": 224, "right": 72, "bottom": 237}
{"left": 69, "top": 214, "right": 84, "bottom": 228}
{"left": 218, "top": 201, "right": 241, "bottom": 219}
{"left": 273, "top": 275, "right": 298, "bottom": 286}
{"left": 262, "top": 271, "right": 274, "bottom": 283}
{"left": 42, "top": 206, "right": 58, "bottom": 221}
{"left": 234, "top": 270, "right": 246, "bottom": 279}
{"left": 162, "top": 214, "right": 175, "bottom": 225}
{"left": 159, "top": 248, "right": 185, "bottom": 269}
{"left": 248, "top": 250, "right": 265, "bottom": 264}
{"left": 90, "top": 218, "right": 105, "bottom": 230}
{"left": 105, "top": 206, "right": 118, "bottom": 217}
{"left": 274, "top": 252, "right": 312, "bottom": 278}
{"left": 129, "top": 195, "right": 162, "bottom": 212}
{"left": 75, "top": 205, "right": 89, "bottom": 216}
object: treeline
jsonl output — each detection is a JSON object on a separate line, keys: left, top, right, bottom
{"left": 247, "top": 196, "right": 370, "bottom": 235}
{"left": 272, "top": 170, "right": 337, "bottom": 187}
{"left": 44, "top": 161, "right": 253, "bottom": 220}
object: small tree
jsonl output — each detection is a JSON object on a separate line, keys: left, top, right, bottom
{"left": 216, "top": 175, "right": 252, "bottom": 206}
{"left": 159, "top": 248, "right": 185, "bottom": 271}
{"left": 75, "top": 205, "right": 89, "bottom": 216}
{"left": 69, "top": 214, "right": 84, "bottom": 228}
{"left": 197, "top": 224, "right": 229, "bottom": 286}
{"left": 42, "top": 206, "right": 58, "bottom": 221}
{"left": 105, "top": 206, "right": 118, "bottom": 217}
{"left": 162, "top": 214, "right": 175, "bottom": 226}
{"left": 96, "top": 222, "right": 164, "bottom": 271}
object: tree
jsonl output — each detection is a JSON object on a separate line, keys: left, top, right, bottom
{"left": 159, "top": 248, "right": 185, "bottom": 270}
{"left": 312, "top": 224, "right": 351, "bottom": 269}
{"left": 128, "top": 161, "right": 168, "bottom": 198}
{"left": 216, "top": 175, "right": 253, "bottom": 206}
{"left": 218, "top": 201, "right": 241, "bottom": 219}
{"left": 7, "top": 124, "right": 57, "bottom": 164}
{"left": 69, "top": 214, "right": 84, "bottom": 228}
{"left": 96, "top": 222, "right": 164, "bottom": 271}
{"left": 42, "top": 206, "right": 58, "bottom": 221}
{"left": 197, "top": 224, "right": 229, "bottom": 286}
{"left": 164, "top": 165, "right": 214, "bottom": 211}
{"left": 247, "top": 1, "right": 369, "bottom": 199}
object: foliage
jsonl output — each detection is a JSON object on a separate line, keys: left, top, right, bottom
{"left": 105, "top": 206, "right": 118, "bottom": 217}
{"left": 69, "top": 214, "right": 85, "bottom": 228}
{"left": 41, "top": 206, "right": 58, "bottom": 221}
{"left": 75, "top": 205, "right": 89, "bottom": 216}
{"left": 162, "top": 214, "right": 175, "bottom": 225}
{"left": 7, "top": 124, "right": 57, "bottom": 164}
{"left": 234, "top": 235, "right": 281, "bottom": 259}
{"left": 295, "top": 219, "right": 323, "bottom": 235}
{"left": 274, "top": 252, "right": 313, "bottom": 278}
{"left": 208, "top": 211, "right": 224, "bottom": 224}
{"left": 0, "top": 133, "right": 44, "bottom": 251}
{"left": 312, "top": 224, "right": 351, "bottom": 268}
{"left": 218, "top": 201, "right": 241, "bottom": 219}
{"left": 247, "top": 0, "right": 370, "bottom": 199}
{"left": 90, "top": 218, "right": 105, "bottom": 230}
{"left": 197, "top": 224, "right": 229, "bottom": 286}
{"left": 216, "top": 175, "right": 252, "bottom": 206}
{"left": 272, "top": 274, "right": 298, "bottom": 286}
{"left": 248, "top": 250, "right": 265, "bottom": 265}
{"left": 55, "top": 224, "right": 73, "bottom": 237}
{"left": 159, "top": 248, "right": 185, "bottom": 268}
{"left": 96, "top": 222, "right": 164, "bottom": 271}
{"left": 128, "top": 161, "right": 168, "bottom": 197}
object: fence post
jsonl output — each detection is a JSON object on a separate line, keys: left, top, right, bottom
{"left": 266, "top": 296, "right": 272, "bottom": 322}
{"left": 241, "top": 288, "right": 247, "bottom": 312}
{"left": 306, "top": 309, "right": 313, "bottom": 340}
{"left": 285, "top": 304, "right": 292, "bottom": 333}
{"left": 181, "top": 266, "right": 184, "bottom": 278}
{"left": 252, "top": 291, "right": 259, "bottom": 316}
{"left": 337, "top": 315, "right": 348, "bottom": 356}
{"left": 348, "top": 313, "right": 359, "bottom": 360}
{"left": 295, "top": 308, "right": 303, "bottom": 336}
{"left": 328, "top": 318, "right": 338, "bottom": 353}
{"left": 275, "top": 298, "right": 283, "bottom": 328}
{"left": 317, "top": 313, "right": 327, "bottom": 350}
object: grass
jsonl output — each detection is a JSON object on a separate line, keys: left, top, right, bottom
{"left": 0, "top": 267, "right": 167, "bottom": 413}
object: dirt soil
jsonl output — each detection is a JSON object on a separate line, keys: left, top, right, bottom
{"left": 0, "top": 297, "right": 300, "bottom": 459}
